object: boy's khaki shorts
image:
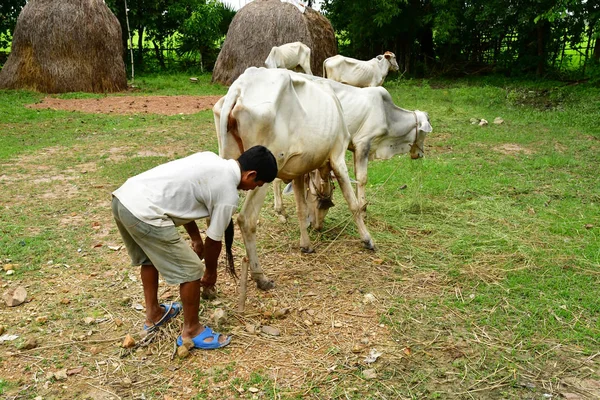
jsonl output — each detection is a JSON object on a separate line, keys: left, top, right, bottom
{"left": 111, "top": 196, "right": 204, "bottom": 285}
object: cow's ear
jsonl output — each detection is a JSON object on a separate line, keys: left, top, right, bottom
{"left": 384, "top": 53, "right": 391, "bottom": 60}
{"left": 417, "top": 111, "right": 433, "bottom": 132}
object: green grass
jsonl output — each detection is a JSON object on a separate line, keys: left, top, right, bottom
{"left": 0, "top": 72, "right": 599, "bottom": 399}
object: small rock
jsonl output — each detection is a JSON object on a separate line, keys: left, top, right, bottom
{"left": 114, "top": 318, "right": 123, "bottom": 327}
{"left": 585, "top": 224, "right": 593, "bottom": 229}
{"left": 36, "top": 316, "right": 48, "bottom": 324}
{"left": 213, "top": 308, "right": 226, "bottom": 327}
{"left": 333, "top": 322, "right": 343, "bottom": 328}
{"left": 493, "top": 117, "right": 504, "bottom": 124}
{"left": 245, "top": 324, "right": 258, "bottom": 334}
{"left": 89, "top": 346, "right": 101, "bottom": 355}
{"left": 60, "top": 299, "right": 70, "bottom": 305}
{"left": 351, "top": 344, "right": 363, "bottom": 353}
{"left": 189, "top": 77, "right": 199, "bottom": 83}
{"left": 122, "top": 334, "right": 135, "bottom": 348}
{"left": 84, "top": 317, "right": 95, "bottom": 325}
{"left": 363, "top": 293, "right": 377, "bottom": 304}
{"left": 0, "top": 326, "right": 4, "bottom": 335}
{"left": 479, "top": 119, "right": 488, "bottom": 126}
{"left": 54, "top": 369, "right": 68, "bottom": 381}
{"left": 273, "top": 308, "right": 289, "bottom": 319}
{"left": 360, "top": 337, "right": 370, "bottom": 344}
{"left": 261, "top": 325, "right": 280, "bottom": 336}
{"left": 469, "top": 118, "right": 478, "bottom": 125}
{"left": 121, "top": 377, "right": 132, "bottom": 388}
{"left": 177, "top": 345, "right": 190, "bottom": 358}
{"left": 3, "top": 286, "right": 27, "bottom": 307}
{"left": 181, "top": 338, "right": 194, "bottom": 350}
{"left": 21, "top": 337, "right": 38, "bottom": 350}
{"left": 5, "top": 270, "right": 14, "bottom": 275}
{"left": 363, "top": 369, "right": 377, "bottom": 380}
{"left": 303, "top": 319, "right": 312, "bottom": 326}
{"left": 248, "top": 387, "right": 259, "bottom": 393}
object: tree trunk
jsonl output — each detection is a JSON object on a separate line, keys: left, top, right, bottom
{"left": 594, "top": 36, "right": 600, "bottom": 62}
{"left": 136, "top": 26, "right": 144, "bottom": 69}
{"left": 536, "top": 21, "right": 545, "bottom": 76}
{"left": 153, "top": 40, "right": 165, "bottom": 69}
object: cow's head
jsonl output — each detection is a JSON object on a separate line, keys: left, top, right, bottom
{"left": 384, "top": 52, "right": 400, "bottom": 72}
{"left": 305, "top": 170, "right": 335, "bottom": 231}
{"left": 410, "top": 110, "right": 432, "bottom": 159}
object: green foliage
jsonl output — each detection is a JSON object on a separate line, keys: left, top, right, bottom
{"left": 323, "top": 0, "right": 600, "bottom": 79}
{"left": 0, "top": 0, "right": 24, "bottom": 49}
{"left": 178, "top": 0, "right": 225, "bottom": 71}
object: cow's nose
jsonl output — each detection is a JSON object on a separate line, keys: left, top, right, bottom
{"left": 411, "top": 152, "right": 423, "bottom": 160}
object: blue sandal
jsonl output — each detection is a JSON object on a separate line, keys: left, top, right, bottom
{"left": 143, "top": 302, "right": 181, "bottom": 332}
{"left": 176, "top": 326, "right": 231, "bottom": 350}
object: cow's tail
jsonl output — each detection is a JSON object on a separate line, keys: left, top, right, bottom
{"left": 218, "top": 83, "right": 243, "bottom": 158}
{"left": 224, "top": 218, "right": 237, "bottom": 279}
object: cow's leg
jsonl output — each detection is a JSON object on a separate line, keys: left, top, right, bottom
{"left": 272, "top": 178, "right": 287, "bottom": 222}
{"left": 301, "top": 49, "right": 313, "bottom": 75}
{"left": 237, "top": 184, "right": 275, "bottom": 290}
{"left": 330, "top": 155, "right": 375, "bottom": 250}
{"left": 300, "top": 58, "right": 313, "bottom": 75}
{"left": 353, "top": 146, "right": 370, "bottom": 213}
{"left": 306, "top": 167, "right": 333, "bottom": 231}
{"left": 292, "top": 175, "right": 314, "bottom": 253}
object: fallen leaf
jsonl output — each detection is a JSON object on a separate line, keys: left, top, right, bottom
{"left": 66, "top": 366, "right": 83, "bottom": 376}
{"left": 365, "top": 348, "right": 382, "bottom": 363}
{"left": 0, "top": 334, "right": 19, "bottom": 342}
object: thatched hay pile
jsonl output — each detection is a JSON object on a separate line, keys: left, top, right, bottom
{"left": 212, "top": 0, "right": 337, "bottom": 85}
{"left": 0, "top": 0, "right": 127, "bottom": 93}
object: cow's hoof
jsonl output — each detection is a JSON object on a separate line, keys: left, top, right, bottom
{"left": 256, "top": 279, "right": 275, "bottom": 291}
{"left": 363, "top": 240, "right": 376, "bottom": 251}
{"left": 300, "top": 247, "right": 315, "bottom": 254}
{"left": 201, "top": 286, "right": 217, "bottom": 300}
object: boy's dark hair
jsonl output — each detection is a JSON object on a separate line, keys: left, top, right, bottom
{"left": 237, "top": 145, "right": 278, "bottom": 183}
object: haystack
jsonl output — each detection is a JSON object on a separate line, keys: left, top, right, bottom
{"left": 212, "top": 0, "right": 337, "bottom": 85}
{"left": 0, "top": 0, "right": 127, "bottom": 93}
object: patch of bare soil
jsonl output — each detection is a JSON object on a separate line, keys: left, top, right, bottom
{"left": 493, "top": 143, "right": 534, "bottom": 155}
{"left": 26, "top": 95, "right": 223, "bottom": 115}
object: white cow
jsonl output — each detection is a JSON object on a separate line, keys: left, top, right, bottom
{"left": 323, "top": 52, "right": 399, "bottom": 87}
{"left": 213, "top": 67, "right": 374, "bottom": 292}
{"left": 265, "top": 42, "right": 313, "bottom": 75}
{"left": 273, "top": 78, "right": 432, "bottom": 228}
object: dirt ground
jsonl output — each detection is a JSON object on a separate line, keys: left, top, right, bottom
{"left": 2, "top": 96, "right": 596, "bottom": 400}
{"left": 27, "top": 95, "right": 223, "bottom": 115}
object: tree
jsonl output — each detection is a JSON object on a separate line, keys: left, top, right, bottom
{"left": 0, "top": 0, "right": 26, "bottom": 49}
{"left": 178, "top": 0, "right": 226, "bottom": 71}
